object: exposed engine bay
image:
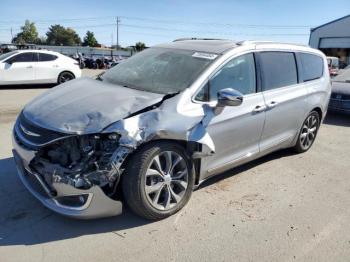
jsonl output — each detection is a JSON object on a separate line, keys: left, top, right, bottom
{"left": 30, "top": 133, "right": 125, "bottom": 196}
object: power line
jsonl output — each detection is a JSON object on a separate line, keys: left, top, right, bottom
{"left": 0, "top": 15, "right": 314, "bottom": 29}
{"left": 120, "top": 23, "right": 309, "bottom": 37}
{"left": 119, "top": 16, "right": 314, "bottom": 29}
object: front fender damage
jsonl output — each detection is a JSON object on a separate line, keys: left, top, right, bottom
{"left": 103, "top": 103, "right": 216, "bottom": 174}
{"left": 25, "top": 94, "right": 217, "bottom": 218}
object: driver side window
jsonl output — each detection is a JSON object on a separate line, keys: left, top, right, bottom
{"left": 7, "top": 52, "right": 37, "bottom": 63}
{"left": 208, "top": 53, "right": 256, "bottom": 101}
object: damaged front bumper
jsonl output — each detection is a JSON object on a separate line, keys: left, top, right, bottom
{"left": 12, "top": 134, "right": 123, "bottom": 219}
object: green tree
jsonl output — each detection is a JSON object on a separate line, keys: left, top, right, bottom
{"left": 82, "top": 31, "right": 99, "bottom": 47}
{"left": 46, "top": 25, "right": 81, "bottom": 46}
{"left": 12, "top": 20, "right": 39, "bottom": 44}
{"left": 135, "top": 42, "right": 146, "bottom": 51}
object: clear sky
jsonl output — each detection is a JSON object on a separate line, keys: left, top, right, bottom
{"left": 1, "top": 0, "right": 350, "bottom": 47}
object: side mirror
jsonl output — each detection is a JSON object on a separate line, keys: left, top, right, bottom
{"left": 217, "top": 88, "right": 243, "bottom": 107}
{"left": 5, "top": 59, "right": 12, "bottom": 65}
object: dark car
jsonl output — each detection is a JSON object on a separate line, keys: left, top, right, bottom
{"left": 0, "top": 44, "right": 18, "bottom": 54}
{"left": 329, "top": 69, "right": 350, "bottom": 113}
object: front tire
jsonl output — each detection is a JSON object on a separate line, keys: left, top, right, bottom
{"left": 122, "top": 141, "right": 195, "bottom": 220}
{"left": 293, "top": 111, "right": 320, "bottom": 153}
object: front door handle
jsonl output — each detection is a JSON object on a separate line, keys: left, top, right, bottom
{"left": 253, "top": 105, "right": 266, "bottom": 113}
{"left": 26, "top": 65, "right": 33, "bottom": 69}
{"left": 267, "top": 101, "right": 278, "bottom": 109}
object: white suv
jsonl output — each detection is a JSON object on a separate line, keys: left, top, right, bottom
{"left": 0, "top": 50, "right": 81, "bottom": 85}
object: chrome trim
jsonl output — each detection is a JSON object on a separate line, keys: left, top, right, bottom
{"left": 20, "top": 123, "right": 41, "bottom": 137}
{"left": 207, "top": 149, "right": 259, "bottom": 174}
{"left": 14, "top": 121, "right": 73, "bottom": 147}
{"left": 52, "top": 192, "right": 93, "bottom": 211}
{"left": 24, "top": 167, "right": 53, "bottom": 196}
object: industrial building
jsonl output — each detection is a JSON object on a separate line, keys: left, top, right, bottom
{"left": 309, "top": 14, "right": 350, "bottom": 68}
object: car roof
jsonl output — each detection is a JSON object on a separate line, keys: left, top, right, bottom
{"left": 154, "top": 39, "right": 322, "bottom": 56}
{"left": 12, "top": 49, "right": 61, "bottom": 55}
{"left": 154, "top": 39, "right": 238, "bottom": 54}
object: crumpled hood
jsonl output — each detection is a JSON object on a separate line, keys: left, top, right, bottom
{"left": 332, "top": 81, "right": 350, "bottom": 95}
{"left": 23, "top": 77, "right": 165, "bottom": 134}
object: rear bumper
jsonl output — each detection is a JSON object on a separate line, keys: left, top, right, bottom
{"left": 12, "top": 133, "right": 123, "bottom": 219}
{"left": 328, "top": 98, "right": 350, "bottom": 114}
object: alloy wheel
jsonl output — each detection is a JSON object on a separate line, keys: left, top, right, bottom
{"left": 300, "top": 114, "right": 318, "bottom": 150}
{"left": 145, "top": 151, "right": 188, "bottom": 211}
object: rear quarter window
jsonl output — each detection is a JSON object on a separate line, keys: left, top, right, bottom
{"left": 38, "top": 53, "right": 58, "bottom": 62}
{"left": 300, "top": 53, "right": 324, "bottom": 82}
{"left": 259, "top": 52, "right": 298, "bottom": 91}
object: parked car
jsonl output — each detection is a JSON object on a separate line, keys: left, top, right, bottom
{"left": 329, "top": 68, "right": 350, "bottom": 113}
{"left": 0, "top": 43, "right": 18, "bottom": 54}
{"left": 12, "top": 39, "right": 331, "bottom": 220}
{"left": 0, "top": 50, "right": 81, "bottom": 85}
{"left": 327, "top": 56, "right": 339, "bottom": 77}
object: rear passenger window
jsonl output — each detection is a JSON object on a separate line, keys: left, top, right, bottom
{"left": 300, "top": 53, "right": 323, "bottom": 81}
{"left": 260, "top": 52, "right": 298, "bottom": 91}
{"left": 39, "top": 53, "right": 57, "bottom": 62}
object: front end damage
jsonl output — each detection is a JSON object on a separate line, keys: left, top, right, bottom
{"left": 12, "top": 85, "right": 216, "bottom": 219}
{"left": 12, "top": 120, "right": 125, "bottom": 218}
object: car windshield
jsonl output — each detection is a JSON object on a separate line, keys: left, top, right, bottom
{"left": 101, "top": 47, "right": 216, "bottom": 94}
{"left": 333, "top": 68, "right": 350, "bottom": 83}
{"left": 0, "top": 51, "right": 18, "bottom": 61}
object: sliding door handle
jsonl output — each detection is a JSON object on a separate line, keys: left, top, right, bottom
{"left": 253, "top": 105, "right": 266, "bottom": 113}
{"left": 267, "top": 101, "right": 278, "bottom": 109}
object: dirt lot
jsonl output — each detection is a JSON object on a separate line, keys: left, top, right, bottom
{"left": 0, "top": 76, "right": 349, "bottom": 261}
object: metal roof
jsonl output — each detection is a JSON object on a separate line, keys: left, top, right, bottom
{"left": 154, "top": 39, "right": 238, "bottom": 54}
{"left": 311, "top": 14, "right": 350, "bottom": 32}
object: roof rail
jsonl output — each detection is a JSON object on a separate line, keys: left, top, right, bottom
{"left": 237, "top": 40, "right": 308, "bottom": 47}
{"left": 173, "top": 37, "right": 226, "bottom": 42}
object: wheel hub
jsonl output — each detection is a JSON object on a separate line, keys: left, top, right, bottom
{"left": 145, "top": 151, "right": 189, "bottom": 211}
{"left": 164, "top": 174, "right": 171, "bottom": 185}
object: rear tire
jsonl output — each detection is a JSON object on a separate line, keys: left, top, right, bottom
{"left": 122, "top": 141, "right": 195, "bottom": 220}
{"left": 293, "top": 111, "right": 320, "bottom": 153}
{"left": 57, "top": 71, "right": 75, "bottom": 84}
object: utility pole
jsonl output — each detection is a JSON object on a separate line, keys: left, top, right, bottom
{"left": 111, "top": 33, "right": 113, "bottom": 58}
{"left": 10, "top": 27, "right": 13, "bottom": 43}
{"left": 116, "top": 16, "right": 120, "bottom": 53}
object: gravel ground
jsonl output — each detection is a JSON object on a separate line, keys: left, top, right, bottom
{"left": 0, "top": 80, "right": 349, "bottom": 262}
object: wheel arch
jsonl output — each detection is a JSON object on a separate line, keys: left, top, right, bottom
{"left": 120, "top": 138, "right": 202, "bottom": 185}
{"left": 57, "top": 70, "right": 76, "bottom": 81}
{"left": 311, "top": 107, "right": 323, "bottom": 121}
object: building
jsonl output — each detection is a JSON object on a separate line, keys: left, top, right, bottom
{"left": 309, "top": 15, "right": 350, "bottom": 68}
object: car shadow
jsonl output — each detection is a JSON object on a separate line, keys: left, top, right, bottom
{"left": 323, "top": 111, "right": 350, "bottom": 127}
{"left": 0, "top": 147, "right": 295, "bottom": 246}
{"left": 0, "top": 84, "right": 56, "bottom": 90}
{"left": 0, "top": 157, "right": 152, "bottom": 246}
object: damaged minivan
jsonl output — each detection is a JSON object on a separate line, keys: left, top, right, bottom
{"left": 12, "top": 39, "right": 331, "bottom": 219}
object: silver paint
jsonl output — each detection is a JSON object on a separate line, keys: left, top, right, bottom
{"left": 12, "top": 41, "right": 331, "bottom": 219}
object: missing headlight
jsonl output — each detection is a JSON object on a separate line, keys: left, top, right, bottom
{"left": 30, "top": 133, "right": 122, "bottom": 194}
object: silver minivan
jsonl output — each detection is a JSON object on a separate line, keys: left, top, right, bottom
{"left": 12, "top": 39, "right": 331, "bottom": 219}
